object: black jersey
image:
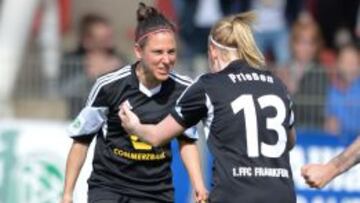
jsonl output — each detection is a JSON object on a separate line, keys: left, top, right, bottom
{"left": 171, "top": 60, "right": 296, "bottom": 203}
{"left": 68, "top": 62, "right": 197, "bottom": 202}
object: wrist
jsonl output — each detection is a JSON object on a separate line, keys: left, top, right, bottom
{"left": 62, "top": 193, "right": 73, "bottom": 200}
{"left": 326, "top": 162, "right": 340, "bottom": 179}
{"left": 193, "top": 181, "right": 206, "bottom": 190}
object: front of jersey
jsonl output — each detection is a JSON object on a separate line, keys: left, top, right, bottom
{"left": 171, "top": 60, "right": 296, "bottom": 203}
{"left": 68, "top": 63, "right": 195, "bottom": 202}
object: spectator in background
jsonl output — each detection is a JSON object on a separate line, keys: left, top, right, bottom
{"left": 355, "top": 3, "right": 360, "bottom": 44}
{"left": 314, "top": 0, "right": 359, "bottom": 49}
{"left": 252, "top": 0, "right": 302, "bottom": 69}
{"left": 277, "top": 16, "right": 328, "bottom": 128}
{"left": 325, "top": 44, "right": 360, "bottom": 143}
{"left": 176, "top": 0, "right": 224, "bottom": 77}
{"left": 59, "top": 14, "right": 126, "bottom": 118}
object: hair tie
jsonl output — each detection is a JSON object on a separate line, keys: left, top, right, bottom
{"left": 209, "top": 35, "right": 237, "bottom": 51}
{"left": 136, "top": 28, "right": 174, "bottom": 44}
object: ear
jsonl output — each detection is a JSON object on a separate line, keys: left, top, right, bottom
{"left": 209, "top": 44, "right": 218, "bottom": 60}
{"left": 134, "top": 44, "right": 142, "bottom": 60}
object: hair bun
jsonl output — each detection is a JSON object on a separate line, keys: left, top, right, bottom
{"left": 137, "top": 2, "right": 158, "bottom": 22}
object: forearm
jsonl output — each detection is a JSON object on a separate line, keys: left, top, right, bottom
{"left": 329, "top": 137, "right": 360, "bottom": 176}
{"left": 63, "top": 140, "right": 89, "bottom": 199}
{"left": 132, "top": 124, "right": 168, "bottom": 147}
{"left": 179, "top": 141, "right": 206, "bottom": 190}
{"left": 134, "top": 115, "right": 185, "bottom": 147}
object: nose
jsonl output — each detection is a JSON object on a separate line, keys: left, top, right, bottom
{"left": 162, "top": 53, "right": 171, "bottom": 65}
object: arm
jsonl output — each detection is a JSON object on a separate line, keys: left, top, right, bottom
{"left": 61, "top": 140, "right": 90, "bottom": 203}
{"left": 120, "top": 79, "right": 207, "bottom": 147}
{"left": 119, "top": 105, "right": 185, "bottom": 147}
{"left": 302, "top": 136, "right": 360, "bottom": 188}
{"left": 179, "top": 140, "right": 208, "bottom": 202}
{"left": 287, "top": 127, "right": 296, "bottom": 150}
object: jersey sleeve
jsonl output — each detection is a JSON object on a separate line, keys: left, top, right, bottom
{"left": 170, "top": 79, "right": 208, "bottom": 129}
{"left": 177, "top": 125, "right": 199, "bottom": 142}
{"left": 286, "top": 94, "right": 295, "bottom": 129}
{"left": 67, "top": 82, "right": 109, "bottom": 140}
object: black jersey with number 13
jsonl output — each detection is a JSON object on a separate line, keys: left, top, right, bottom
{"left": 171, "top": 60, "right": 296, "bottom": 203}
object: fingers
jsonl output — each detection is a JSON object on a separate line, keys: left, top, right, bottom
{"left": 118, "top": 100, "right": 132, "bottom": 122}
{"left": 301, "top": 165, "right": 309, "bottom": 176}
{"left": 301, "top": 164, "right": 325, "bottom": 189}
{"left": 195, "top": 189, "right": 208, "bottom": 203}
{"left": 118, "top": 107, "right": 128, "bottom": 125}
{"left": 301, "top": 166, "right": 308, "bottom": 180}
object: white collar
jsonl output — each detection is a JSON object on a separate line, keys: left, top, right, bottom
{"left": 139, "top": 82, "right": 162, "bottom": 97}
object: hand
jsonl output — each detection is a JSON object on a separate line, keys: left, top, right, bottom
{"left": 194, "top": 186, "right": 208, "bottom": 203}
{"left": 301, "top": 163, "right": 337, "bottom": 189}
{"left": 118, "top": 101, "right": 140, "bottom": 134}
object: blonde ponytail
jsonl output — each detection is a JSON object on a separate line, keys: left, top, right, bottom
{"left": 210, "top": 12, "right": 265, "bottom": 69}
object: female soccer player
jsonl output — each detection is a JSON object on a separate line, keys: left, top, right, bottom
{"left": 62, "top": 3, "right": 207, "bottom": 203}
{"left": 120, "top": 12, "right": 297, "bottom": 203}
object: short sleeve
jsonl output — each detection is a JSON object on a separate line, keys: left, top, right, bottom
{"left": 67, "top": 82, "right": 109, "bottom": 139}
{"left": 288, "top": 95, "right": 295, "bottom": 128}
{"left": 170, "top": 79, "right": 208, "bottom": 129}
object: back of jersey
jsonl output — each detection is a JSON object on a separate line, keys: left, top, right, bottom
{"left": 203, "top": 62, "right": 295, "bottom": 203}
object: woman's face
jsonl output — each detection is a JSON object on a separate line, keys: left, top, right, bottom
{"left": 292, "top": 31, "right": 318, "bottom": 63}
{"left": 86, "top": 22, "right": 115, "bottom": 51}
{"left": 338, "top": 48, "right": 360, "bottom": 83}
{"left": 135, "top": 31, "right": 176, "bottom": 82}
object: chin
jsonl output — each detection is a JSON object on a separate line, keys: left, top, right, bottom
{"left": 155, "top": 73, "right": 170, "bottom": 81}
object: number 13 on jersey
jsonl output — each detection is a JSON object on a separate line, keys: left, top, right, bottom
{"left": 231, "top": 94, "right": 287, "bottom": 158}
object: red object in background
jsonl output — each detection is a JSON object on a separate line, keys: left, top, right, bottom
{"left": 31, "top": 0, "right": 71, "bottom": 36}
{"left": 59, "top": 0, "right": 71, "bottom": 34}
{"left": 319, "top": 48, "right": 338, "bottom": 87}
{"left": 155, "top": 0, "right": 178, "bottom": 25}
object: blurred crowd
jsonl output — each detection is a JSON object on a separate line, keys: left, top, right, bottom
{"left": 56, "top": 0, "right": 359, "bottom": 143}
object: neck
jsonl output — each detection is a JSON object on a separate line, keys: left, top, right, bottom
{"left": 136, "top": 63, "right": 161, "bottom": 89}
{"left": 218, "top": 54, "right": 239, "bottom": 71}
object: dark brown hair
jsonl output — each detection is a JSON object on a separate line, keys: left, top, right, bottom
{"left": 135, "top": 2, "right": 176, "bottom": 47}
{"left": 79, "top": 14, "right": 110, "bottom": 40}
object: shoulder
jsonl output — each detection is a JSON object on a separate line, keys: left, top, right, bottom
{"left": 94, "top": 64, "right": 132, "bottom": 87}
{"left": 86, "top": 65, "right": 132, "bottom": 105}
{"left": 271, "top": 72, "right": 290, "bottom": 92}
{"left": 169, "top": 71, "right": 193, "bottom": 87}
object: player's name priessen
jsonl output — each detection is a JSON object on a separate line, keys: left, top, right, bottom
{"left": 228, "top": 72, "right": 274, "bottom": 84}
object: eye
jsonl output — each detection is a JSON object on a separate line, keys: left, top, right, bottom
{"left": 152, "top": 50, "right": 163, "bottom": 55}
{"left": 168, "top": 49, "right": 176, "bottom": 55}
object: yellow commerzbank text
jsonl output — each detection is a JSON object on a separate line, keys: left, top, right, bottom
{"left": 113, "top": 147, "right": 166, "bottom": 161}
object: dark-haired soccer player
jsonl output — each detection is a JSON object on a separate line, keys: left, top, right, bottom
{"left": 62, "top": 3, "right": 207, "bottom": 203}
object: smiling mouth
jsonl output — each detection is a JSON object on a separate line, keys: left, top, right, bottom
{"left": 158, "top": 67, "right": 170, "bottom": 73}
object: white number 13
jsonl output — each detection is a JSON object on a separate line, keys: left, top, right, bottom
{"left": 231, "top": 94, "right": 287, "bottom": 158}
